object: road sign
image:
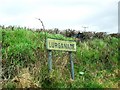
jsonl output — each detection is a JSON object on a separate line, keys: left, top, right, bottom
{"left": 46, "top": 38, "right": 76, "bottom": 80}
{"left": 46, "top": 38, "right": 76, "bottom": 51}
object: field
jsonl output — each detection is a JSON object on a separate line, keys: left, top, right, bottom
{"left": 0, "top": 27, "right": 119, "bottom": 88}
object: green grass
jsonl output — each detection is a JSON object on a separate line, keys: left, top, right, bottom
{"left": 0, "top": 29, "right": 2, "bottom": 42}
{"left": 1, "top": 28, "right": 119, "bottom": 88}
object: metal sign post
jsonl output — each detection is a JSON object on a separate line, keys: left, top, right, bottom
{"left": 47, "top": 38, "right": 76, "bottom": 80}
{"left": 48, "top": 50, "right": 52, "bottom": 72}
{"left": 69, "top": 52, "right": 74, "bottom": 80}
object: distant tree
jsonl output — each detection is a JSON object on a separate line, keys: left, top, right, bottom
{"left": 54, "top": 28, "right": 59, "bottom": 34}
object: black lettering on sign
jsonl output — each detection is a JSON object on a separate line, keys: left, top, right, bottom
{"left": 47, "top": 39, "right": 76, "bottom": 51}
{"left": 70, "top": 44, "right": 74, "bottom": 49}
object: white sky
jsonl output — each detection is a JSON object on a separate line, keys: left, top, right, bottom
{"left": 0, "top": 0, "right": 119, "bottom": 33}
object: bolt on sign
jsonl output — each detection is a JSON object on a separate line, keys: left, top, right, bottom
{"left": 46, "top": 38, "right": 76, "bottom": 80}
{"left": 46, "top": 38, "right": 76, "bottom": 51}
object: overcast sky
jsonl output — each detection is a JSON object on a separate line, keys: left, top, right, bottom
{"left": 0, "top": 0, "right": 119, "bottom": 33}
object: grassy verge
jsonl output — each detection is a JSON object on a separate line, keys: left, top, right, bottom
{"left": 1, "top": 28, "right": 119, "bottom": 88}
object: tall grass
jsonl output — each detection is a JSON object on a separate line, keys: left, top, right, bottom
{"left": 1, "top": 28, "right": 119, "bottom": 88}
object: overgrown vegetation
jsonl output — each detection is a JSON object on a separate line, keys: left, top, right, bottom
{"left": 1, "top": 27, "right": 119, "bottom": 89}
